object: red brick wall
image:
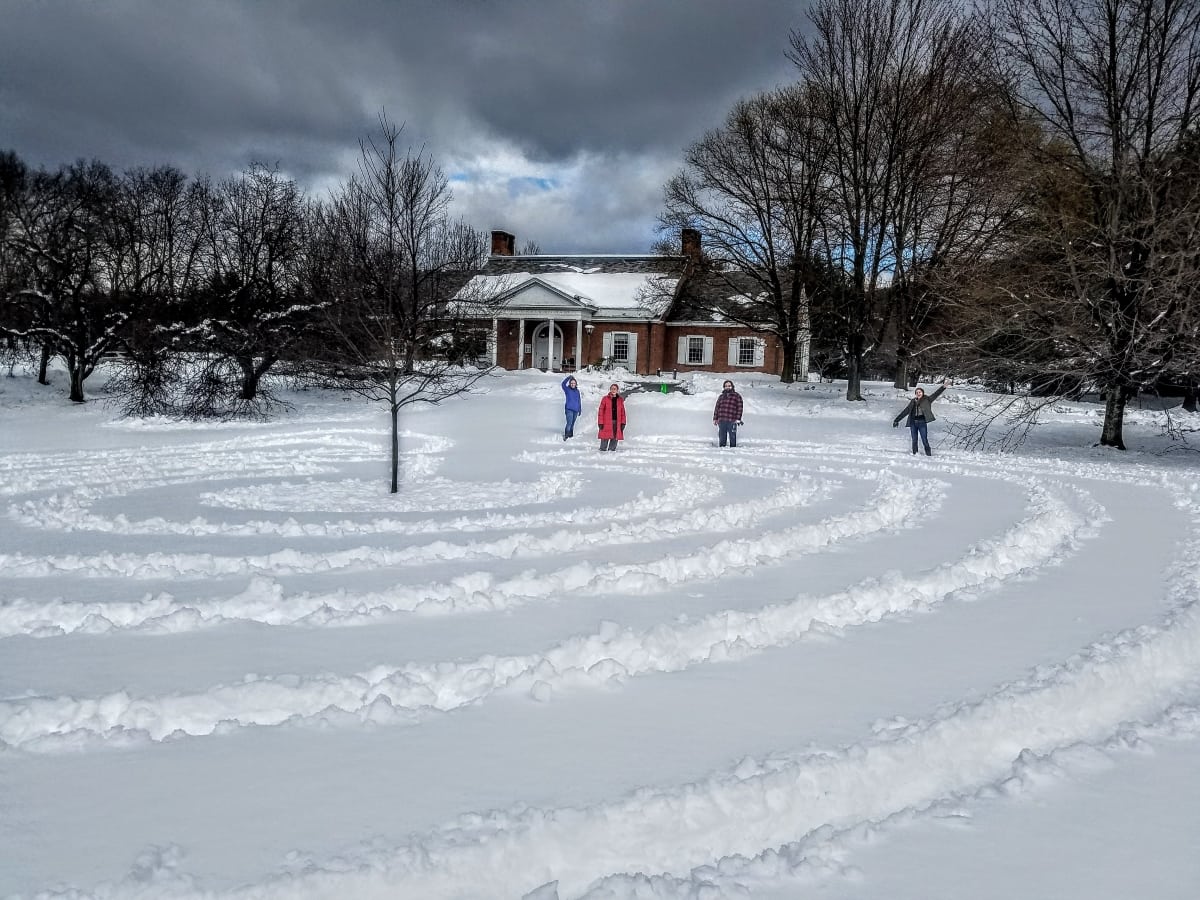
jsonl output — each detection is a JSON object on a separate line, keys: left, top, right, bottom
{"left": 494, "top": 320, "right": 519, "bottom": 369}
{"left": 588, "top": 323, "right": 653, "bottom": 373}
{"left": 657, "top": 325, "right": 782, "bottom": 375}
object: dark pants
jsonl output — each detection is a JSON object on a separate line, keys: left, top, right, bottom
{"left": 717, "top": 420, "right": 738, "bottom": 447}
{"left": 909, "top": 419, "right": 930, "bottom": 455}
{"left": 564, "top": 408, "right": 578, "bottom": 438}
{"left": 600, "top": 438, "right": 618, "bottom": 451}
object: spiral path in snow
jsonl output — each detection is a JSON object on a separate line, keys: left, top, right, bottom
{"left": 1, "top": 382, "right": 1197, "bottom": 900}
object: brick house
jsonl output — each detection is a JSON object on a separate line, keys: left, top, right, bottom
{"left": 458, "top": 229, "right": 810, "bottom": 378}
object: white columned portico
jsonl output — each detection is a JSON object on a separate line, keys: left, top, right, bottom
{"left": 517, "top": 318, "right": 525, "bottom": 370}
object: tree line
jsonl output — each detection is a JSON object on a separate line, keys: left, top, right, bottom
{"left": 0, "top": 115, "right": 494, "bottom": 405}
{"left": 659, "top": 0, "right": 1200, "bottom": 449}
{"left": 0, "top": 116, "right": 501, "bottom": 490}
{"left": 3, "top": 0, "right": 1197, "bottom": 453}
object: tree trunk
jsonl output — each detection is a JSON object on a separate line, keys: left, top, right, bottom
{"left": 38, "top": 344, "right": 51, "bottom": 385}
{"left": 845, "top": 334, "right": 865, "bottom": 401}
{"left": 893, "top": 348, "right": 909, "bottom": 390}
{"left": 1183, "top": 385, "right": 1197, "bottom": 413}
{"left": 68, "top": 362, "right": 86, "bottom": 403}
{"left": 779, "top": 338, "right": 796, "bottom": 385}
{"left": 403, "top": 340, "right": 417, "bottom": 377}
{"left": 238, "top": 374, "right": 260, "bottom": 401}
{"left": 390, "top": 403, "right": 400, "bottom": 494}
{"left": 237, "top": 357, "right": 261, "bottom": 401}
{"left": 1099, "top": 386, "right": 1128, "bottom": 449}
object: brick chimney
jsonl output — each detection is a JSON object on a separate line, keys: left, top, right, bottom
{"left": 681, "top": 228, "right": 702, "bottom": 261}
{"left": 491, "top": 230, "right": 516, "bottom": 256}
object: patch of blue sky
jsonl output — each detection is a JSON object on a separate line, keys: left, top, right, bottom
{"left": 507, "top": 175, "right": 558, "bottom": 197}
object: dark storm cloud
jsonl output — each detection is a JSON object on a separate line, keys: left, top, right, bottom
{"left": 287, "top": 0, "right": 805, "bottom": 158}
{"left": 0, "top": 0, "right": 810, "bottom": 252}
{"left": 0, "top": 2, "right": 369, "bottom": 179}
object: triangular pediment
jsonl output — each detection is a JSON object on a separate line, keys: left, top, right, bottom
{"left": 498, "top": 277, "right": 597, "bottom": 311}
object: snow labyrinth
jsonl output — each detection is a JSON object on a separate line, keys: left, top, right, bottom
{"left": 2, "top": 397, "right": 1200, "bottom": 898}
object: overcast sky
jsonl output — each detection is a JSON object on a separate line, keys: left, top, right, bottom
{"left": 0, "top": 0, "right": 809, "bottom": 254}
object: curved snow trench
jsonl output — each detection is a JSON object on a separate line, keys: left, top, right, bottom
{"left": 0, "top": 470, "right": 919, "bottom": 637}
{"left": 0, "top": 482, "right": 1098, "bottom": 749}
{"left": 35, "top": 499, "right": 1194, "bottom": 900}
{"left": 3, "top": 405, "right": 1197, "bottom": 900}
{"left": 0, "top": 472, "right": 818, "bottom": 579}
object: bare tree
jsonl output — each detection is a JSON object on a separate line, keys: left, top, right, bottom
{"left": 790, "top": 0, "right": 985, "bottom": 400}
{"left": 5, "top": 160, "right": 125, "bottom": 401}
{"left": 307, "top": 115, "right": 498, "bottom": 493}
{"left": 985, "top": 0, "right": 1200, "bottom": 449}
{"left": 943, "top": 393, "right": 1067, "bottom": 451}
{"left": 884, "top": 75, "right": 1028, "bottom": 389}
{"left": 188, "top": 163, "right": 313, "bottom": 412}
{"left": 100, "top": 166, "right": 212, "bottom": 416}
{"left": 661, "top": 85, "right": 830, "bottom": 383}
{"left": 0, "top": 151, "right": 32, "bottom": 374}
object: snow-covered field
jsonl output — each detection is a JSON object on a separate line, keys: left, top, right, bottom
{"left": 2, "top": 366, "right": 1199, "bottom": 899}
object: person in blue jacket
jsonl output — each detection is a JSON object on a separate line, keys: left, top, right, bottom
{"left": 561, "top": 375, "right": 582, "bottom": 440}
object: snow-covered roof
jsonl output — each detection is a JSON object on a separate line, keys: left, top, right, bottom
{"left": 474, "top": 271, "right": 675, "bottom": 311}
{"left": 456, "top": 256, "right": 682, "bottom": 318}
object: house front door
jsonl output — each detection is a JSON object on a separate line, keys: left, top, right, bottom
{"left": 532, "top": 323, "right": 562, "bottom": 370}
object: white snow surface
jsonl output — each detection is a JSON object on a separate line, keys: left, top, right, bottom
{"left": 1, "top": 367, "right": 1199, "bottom": 899}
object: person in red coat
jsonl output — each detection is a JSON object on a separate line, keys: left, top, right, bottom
{"left": 597, "top": 382, "right": 627, "bottom": 451}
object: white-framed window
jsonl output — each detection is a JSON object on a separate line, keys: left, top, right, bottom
{"left": 601, "top": 331, "right": 638, "bottom": 368}
{"left": 677, "top": 335, "right": 714, "bottom": 366}
{"left": 612, "top": 332, "right": 630, "bottom": 362}
{"left": 729, "top": 336, "right": 766, "bottom": 367}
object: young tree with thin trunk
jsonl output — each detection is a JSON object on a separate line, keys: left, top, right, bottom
{"left": 307, "top": 115, "right": 498, "bottom": 493}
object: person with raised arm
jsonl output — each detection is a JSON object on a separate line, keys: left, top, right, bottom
{"left": 561, "top": 375, "right": 581, "bottom": 440}
{"left": 893, "top": 379, "right": 950, "bottom": 456}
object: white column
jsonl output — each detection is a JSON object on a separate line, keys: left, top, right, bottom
{"left": 517, "top": 319, "right": 525, "bottom": 370}
{"left": 548, "top": 317, "right": 557, "bottom": 370}
{"left": 798, "top": 286, "right": 811, "bottom": 382}
{"left": 491, "top": 318, "right": 499, "bottom": 367}
{"left": 575, "top": 319, "right": 583, "bottom": 370}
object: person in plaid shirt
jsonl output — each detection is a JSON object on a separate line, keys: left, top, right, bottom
{"left": 713, "top": 379, "right": 744, "bottom": 448}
